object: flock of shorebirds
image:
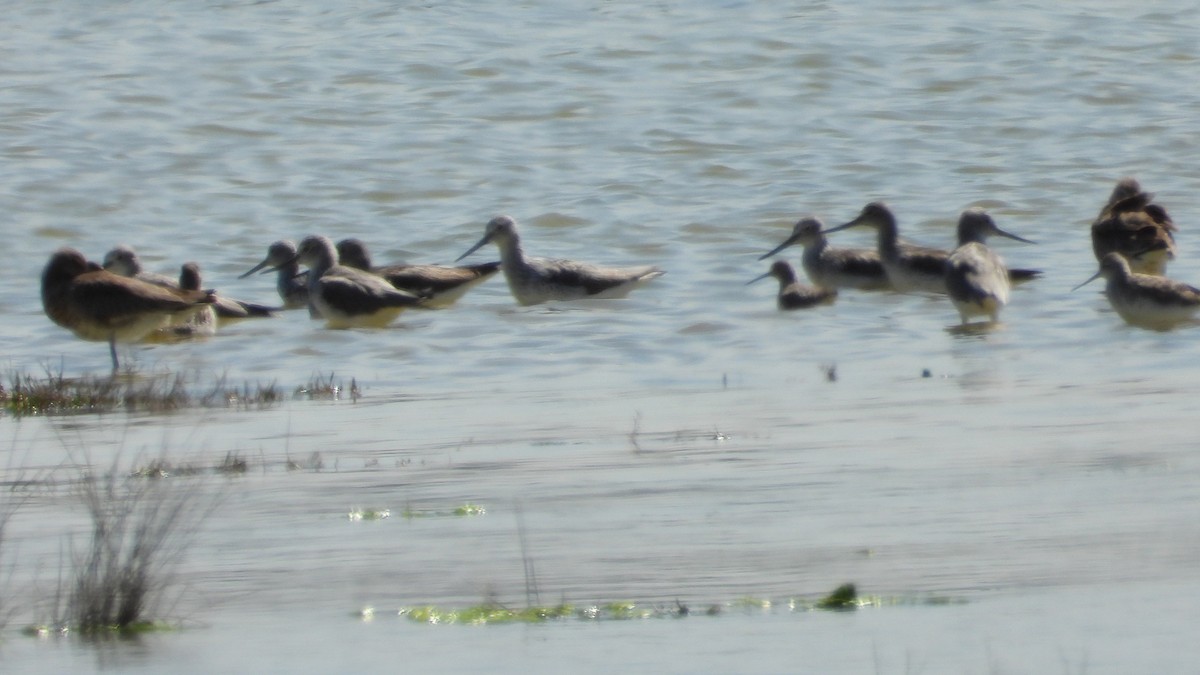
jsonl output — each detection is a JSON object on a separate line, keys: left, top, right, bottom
{"left": 750, "top": 177, "right": 1196, "bottom": 332}
{"left": 39, "top": 177, "right": 1198, "bottom": 371}
{"left": 39, "top": 214, "right": 665, "bottom": 370}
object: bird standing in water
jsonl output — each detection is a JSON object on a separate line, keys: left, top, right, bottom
{"left": 456, "top": 215, "right": 664, "bottom": 306}
{"left": 748, "top": 260, "right": 837, "bottom": 310}
{"left": 1074, "top": 252, "right": 1200, "bottom": 330}
{"left": 284, "top": 235, "right": 425, "bottom": 328}
{"left": 943, "top": 209, "right": 1035, "bottom": 325}
{"left": 758, "top": 216, "right": 889, "bottom": 290}
{"left": 41, "top": 248, "right": 215, "bottom": 371}
{"left": 239, "top": 240, "right": 310, "bottom": 310}
{"left": 335, "top": 238, "right": 500, "bottom": 309}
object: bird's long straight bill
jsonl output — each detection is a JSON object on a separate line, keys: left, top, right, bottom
{"left": 818, "top": 219, "right": 860, "bottom": 235}
{"left": 758, "top": 236, "right": 799, "bottom": 261}
{"left": 1072, "top": 270, "right": 1103, "bottom": 292}
{"left": 238, "top": 259, "right": 271, "bottom": 278}
{"left": 996, "top": 228, "right": 1036, "bottom": 245}
{"left": 455, "top": 234, "right": 491, "bottom": 262}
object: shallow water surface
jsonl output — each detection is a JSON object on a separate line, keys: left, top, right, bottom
{"left": 3, "top": 1, "right": 1200, "bottom": 673}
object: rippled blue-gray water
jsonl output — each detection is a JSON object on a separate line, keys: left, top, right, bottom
{"left": 3, "top": 2, "right": 1200, "bottom": 672}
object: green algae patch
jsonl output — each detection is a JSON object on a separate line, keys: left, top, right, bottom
{"left": 401, "top": 503, "right": 487, "bottom": 519}
{"left": 348, "top": 508, "right": 391, "bottom": 521}
{"left": 22, "top": 620, "right": 179, "bottom": 639}
{"left": 388, "top": 584, "right": 965, "bottom": 627}
{"left": 401, "top": 603, "right": 573, "bottom": 625}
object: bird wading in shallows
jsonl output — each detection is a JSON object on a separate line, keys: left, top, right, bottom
{"left": 758, "top": 216, "right": 889, "bottom": 291}
{"left": 41, "top": 248, "right": 216, "bottom": 371}
{"left": 335, "top": 237, "right": 500, "bottom": 309}
{"left": 455, "top": 215, "right": 665, "bottom": 306}
{"left": 748, "top": 260, "right": 837, "bottom": 310}
{"left": 279, "top": 235, "right": 425, "bottom": 328}
{"left": 943, "top": 209, "right": 1035, "bottom": 325}
{"left": 1074, "top": 252, "right": 1200, "bottom": 330}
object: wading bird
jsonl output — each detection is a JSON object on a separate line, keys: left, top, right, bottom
{"left": 1091, "top": 177, "right": 1176, "bottom": 276}
{"left": 455, "top": 215, "right": 664, "bottom": 306}
{"left": 944, "top": 209, "right": 1035, "bottom": 325}
{"left": 748, "top": 260, "right": 837, "bottom": 310}
{"left": 758, "top": 216, "right": 889, "bottom": 290}
{"left": 335, "top": 238, "right": 500, "bottom": 309}
{"left": 41, "top": 248, "right": 215, "bottom": 371}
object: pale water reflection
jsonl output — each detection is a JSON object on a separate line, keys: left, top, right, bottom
{"left": 3, "top": 1, "right": 1200, "bottom": 673}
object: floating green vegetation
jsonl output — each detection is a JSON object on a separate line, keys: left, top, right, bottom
{"left": 401, "top": 503, "right": 487, "bottom": 519}
{"left": 0, "top": 368, "right": 286, "bottom": 417}
{"left": 348, "top": 508, "right": 391, "bottom": 521}
{"left": 391, "top": 585, "right": 964, "bottom": 627}
{"left": 22, "top": 620, "right": 178, "bottom": 638}
{"left": 401, "top": 603, "right": 575, "bottom": 625}
{"left": 453, "top": 503, "right": 486, "bottom": 516}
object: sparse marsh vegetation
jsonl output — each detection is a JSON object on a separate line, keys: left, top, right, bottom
{"left": 1, "top": 368, "right": 286, "bottom": 417}
{"left": 0, "top": 367, "right": 367, "bottom": 418}
{"left": 293, "top": 372, "right": 360, "bottom": 402}
{"left": 60, "top": 457, "right": 221, "bottom": 635}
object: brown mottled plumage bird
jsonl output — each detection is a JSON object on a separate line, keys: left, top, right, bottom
{"left": 42, "top": 248, "right": 215, "bottom": 370}
{"left": 1091, "top": 177, "right": 1177, "bottom": 276}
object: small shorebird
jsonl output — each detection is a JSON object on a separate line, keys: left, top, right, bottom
{"left": 1074, "top": 252, "right": 1200, "bottom": 330}
{"left": 455, "top": 215, "right": 665, "bottom": 306}
{"left": 1091, "top": 177, "right": 1177, "bottom": 276}
{"left": 335, "top": 238, "right": 500, "bottom": 309}
{"left": 104, "top": 244, "right": 276, "bottom": 320}
{"left": 823, "top": 202, "right": 1041, "bottom": 294}
{"left": 283, "top": 235, "right": 425, "bottom": 328}
{"left": 239, "top": 240, "right": 309, "bottom": 310}
{"left": 41, "top": 248, "right": 215, "bottom": 371}
{"left": 757, "top": 217, "right": 889, "bottom": 290}
{"left": 748, "top": 260, "right": 837, "bottom": 310}
{"left": 944, "top": 209, "right": 1035, "bottom": 324}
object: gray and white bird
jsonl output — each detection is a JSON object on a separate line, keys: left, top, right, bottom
{"left": 455, "top": 215, "right": 664, "bottom": 306}
{"left": 822, "top": 202, "right": 1041, "bottom": 294}
{"left": 748, "top": 260, "right": 838, "bottom": 310}
{"left": 104, "top": 244, "right": 276, "bottom": 320}
{"left": 943, "top": 209, "right": 1034, "bottom": 325}
{"left": 283, "top": 235, "right": 425, "bottom": 328}
{"left": 758, "top": 216, "right": 889, "bottom": 291}
{"left": 239, "top": 240, "right": 309, "bottom": 310}
{"left": 335, "top": 238, "right": 500, "bottom": 309}
{"left": 1074, "top": 252, "right": 1200, "bottom": 330}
